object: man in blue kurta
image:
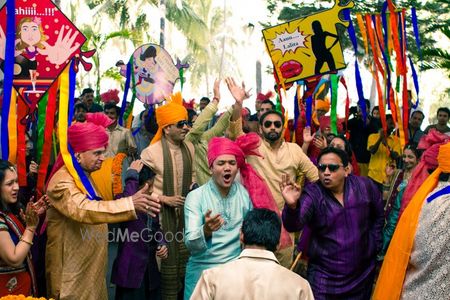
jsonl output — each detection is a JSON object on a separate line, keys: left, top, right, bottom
{"left": 281, "top": 147, "right": 384, "bottom": 300}
{"left": 183, "top": 135, "right": 255, "bottom": 299}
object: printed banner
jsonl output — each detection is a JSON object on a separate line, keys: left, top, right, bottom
{"left": 262, "top": 0, "right": 353, "bottom": 85}
{"left": 0, "top": 0, "right": 85, "bottom": 114}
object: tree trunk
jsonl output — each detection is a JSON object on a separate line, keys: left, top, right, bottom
{"left": 256, "top": 60, "right": 262, "bottom": 94}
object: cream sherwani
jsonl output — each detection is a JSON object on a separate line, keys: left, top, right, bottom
{"left": 191, "top": 248, "right": 314, "bottom": 300}
{"left": 229, "top": 119, "right": 319, "bottom": 266}
{"left": 45, "top": 166, "right": 137, "bottom": 300}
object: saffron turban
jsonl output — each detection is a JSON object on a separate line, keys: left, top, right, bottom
{"left": 151, "top": 92, "right": 188, "bottom": 144}
{"left": 207, "top": 133, "right": 293, "bottom": 249}
{"left": 315, "top": 97, "right": 330, "bottom": 112}
{"left": 373, "top": 141, "right": 450, "bottom": 300}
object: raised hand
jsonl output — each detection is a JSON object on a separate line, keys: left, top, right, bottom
{"left": 313, "top": 135, "right": 327, "bottom": 150}
{"left": 203, "top": 209, "right": 224, "bottom": 238}
{"left": 225, "top": 77, "right": 251, "bottom": 105}
{"left": 29, "top": 161, "right": 39, "bottom": 175}
{"left": 32, "top": 194, "right": 50, "bottom": 215}
{"left": 280, "top": 174, "right": 301, "bottom": 209}
{"left": 303, "top": 127, "right": 313, "bottom": 144}
{"left": 132, "top": 183, "right": 161, "bottom": 217}
{"left": 213, "top": 78, "right": 221, "bottom": 102}
{"left": 39, "top": 25, "right": 80, "bottom": 65}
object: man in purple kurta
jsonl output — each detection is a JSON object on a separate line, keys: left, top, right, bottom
{"left": 281, "top": 147, "right": 384, "bottom": 300}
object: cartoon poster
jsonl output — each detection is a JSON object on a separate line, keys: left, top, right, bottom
{"left": 262, "top": 0, "right": 353, "bottom": 84}
{"left": 128, "top": 43, "right": 180, "bottom": 105}
{"left": 0, "top": 0, "right": 85, "bottom": 109}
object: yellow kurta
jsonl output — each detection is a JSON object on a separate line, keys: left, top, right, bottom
{"left": 367, "top": 133, "right": 401, "bottom": 184}
{"left": 45, "top": 166, "right": 137, "bottom": 300}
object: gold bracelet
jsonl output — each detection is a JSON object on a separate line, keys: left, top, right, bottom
{"left": 26, "top": 228, "right": 36, "bottom": 235}
{"left": 20, "top": 237, "right": 33, "bottom": 246}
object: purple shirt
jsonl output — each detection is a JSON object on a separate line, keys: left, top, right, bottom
{"left": 282, "top": 175, "right": 384, "bottom": 299}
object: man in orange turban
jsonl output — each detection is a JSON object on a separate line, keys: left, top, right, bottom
{"left": 141, "top": 92, "right": 195, "bottom": 299}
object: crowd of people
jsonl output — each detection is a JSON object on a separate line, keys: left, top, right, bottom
{"left": 0, "top": 77, "right": 449, "bottom": 300}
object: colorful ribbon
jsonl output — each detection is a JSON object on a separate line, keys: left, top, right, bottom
{"left": 16, "top": 97, "right": 28, "bottom": 186}
{"left": 119, "top": 59, "right": 133, "bottom": 126}
{"left": 1, "top": 0, "right": 16, "bottom": 160}
{"left": 411, "top": 7, "right": 421, "bottom": 59}
{"left": 7, "top": 90, "right": 17, "bottom": 164}
{"left": 330, "top": 74, "right": 339, "bottom": 135}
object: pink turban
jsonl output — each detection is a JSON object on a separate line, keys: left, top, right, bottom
{"left": 47, "top": 113, "right": 113, "bottom": 186}
{"left": 69, "top": 113, "right": 113, "bottom": 152}
{"left": 399, "top": 128, "right": 450, "bottom": 215}
{"left": 207, "top": 133, "right": 293, "bottom": 249}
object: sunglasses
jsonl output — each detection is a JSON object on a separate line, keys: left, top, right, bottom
{"left": 263, "top": 120, "right": 282, "bottom": 129}
{"left": 175, "top": 120, "right": 192, "bottom": 128}
{"left": 317, "top": 163, "right": 343, "bottom": 172}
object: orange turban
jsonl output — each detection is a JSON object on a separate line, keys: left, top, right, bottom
{"left": 315, "top": 97, "right": 330, "bottom": 112}
{"left": 151, "top": 92, "right": 188, "bottom": 144}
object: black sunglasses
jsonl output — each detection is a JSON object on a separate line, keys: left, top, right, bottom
{"left": 263, "top": 120, "right": 282, "bottom": 129}
{"left": 175, "top": 120, "right": 192, "bottom": 128}
{"left": 317, "top": 163, "right": 343, "bottom": 172}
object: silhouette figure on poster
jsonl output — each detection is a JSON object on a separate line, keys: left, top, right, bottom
{"left": 311, "top": 20, "right": 339, "bottom": 74}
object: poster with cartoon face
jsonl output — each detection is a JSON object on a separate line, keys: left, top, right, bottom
{"left": 262, "top": 0, "right": 353, "bottom": 85}
{"left": 0, "top": 0, "right": 85, "bottom": 110}
{"left": 131, "top": 44, "right": 179, "bottom": 105}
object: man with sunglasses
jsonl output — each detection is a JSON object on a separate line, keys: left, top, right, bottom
{"left": 226, "top": 78, "right": 319, "bottom": 268}
{"left": 281, "top": 147, "right": 384, "bottom": 300}
{"left": 141, "top": 95, "right": 196, "bottom": 299}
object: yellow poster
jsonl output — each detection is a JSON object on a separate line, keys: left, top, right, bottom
{"left": 262, "top": 0, "right": 354, "bottom": 84}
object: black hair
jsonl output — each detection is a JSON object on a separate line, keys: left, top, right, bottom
{"left": 317, "top": 147, "right": 349, "bottom": 167}
{"left": 372, "top": 106, "right": 379, "bottom": 115}
{"left": 187, "top": 109, "right": 197, "bottom": 123}
{"left": 439, "top": 173, "right": 450, "bottom": 182}
{"left": 81, "top": 88, "right": 94, "bottom": 96}
{"left": 411, "top": 110, "right": 425, "bottom": 119}
{"left": 104, "top": 102, "right": 120, "bottom": 116}
{"left": 74, "top": 102, "right": 88, "bottom": 112}
{"left": 138, "top": 165, "right": 156, "bottom": 187}
{"left": 242, "top": 208, "right": 281, "bottom": 252}
{"left": 358, "top": 99, "right": 371, "bottom": 110}
{"left": 259, "top": 110, "right": 285, "bottom": 126}
{"left": 330, "top": 135, "right": 353, "bottom": 160}
{"left": 404, "top": 143, "right": 421, "bottom": 160}
{"left": 200, "top": 97, "right": 210, "bottom": 104}
{"left": 385, "top": 114, "right": 393, "bottom": 121}
{"left": 437, "top": 107, "right": 450, "bottom": 117}
{"left": 261, "top": 99, "right": 276, "bottom": 110}
{"left": 0, "top": 160, "right": 21, "bottom": 215}
{"left": 140, "top": 46, "right": 157, "bottom": 61}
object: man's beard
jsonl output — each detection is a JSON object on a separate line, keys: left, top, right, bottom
{"left": 263, "top": 131, "right": 281, "bottom": 142}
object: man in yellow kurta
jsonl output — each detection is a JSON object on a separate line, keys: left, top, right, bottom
{"left": 45, "top": 113, "right": 160, "bottom": 300}
{"left": 140, "top": 93, "right": 196, "bottom": 300}
{"left": 225, "top": 78, "right": 319, "bottom": 268}
{"left": 367, "top": 114, "right": 401, "bottom": 188}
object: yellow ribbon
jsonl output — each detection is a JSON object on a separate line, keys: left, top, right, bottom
{"left": 7, "top": 88, "right": 17, "bottom": 164}
{"left": 356, "top": 14, "right": 369, "bottom": 56}
{"left": 58, "top": 65, "right": 88, "bottom": 195}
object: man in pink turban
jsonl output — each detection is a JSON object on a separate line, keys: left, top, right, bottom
{"left": 184, "top": 133, "right": 292, "bottom": 299}
{"left": 45, "top": 113, "right": 160, "bottom": 300}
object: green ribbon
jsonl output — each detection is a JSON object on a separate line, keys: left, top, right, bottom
{"left": 330, "top": 74, "right": 339, "bottom": 135}
{"left": 179, "top": 68, "right": 184, "bottom": 91}
{"left": 36, "top": 94, "right": 48, "bottom": 163}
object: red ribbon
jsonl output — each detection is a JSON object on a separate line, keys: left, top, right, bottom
{"left": 36, "top": 83, "right": 58, "bottom": 193}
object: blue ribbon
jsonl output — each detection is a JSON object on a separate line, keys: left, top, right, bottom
{"left": 427, "top": 186, "right": 450, "bottom": 203}
{"left": 68, "top": 60, "right": 77, "bottom": 125}
{"left": 381, "top": 1, "right": 389, "bottom": 53}
{"left": 306, "top": 95, "right": 312, "bottom": 127}
{"left": 409, "top": 56, "right": 420, "bottom": 109}
{"left": 344, "top": 9, "right": 367, "bottom": 124}
{"left": 398, "top": 12, "right": 405, "bottom": 65}
{"left": 1, "top": 0, "right": 16, "bottom": 160}
{"left": 411, "top": 8, "right": 422, "bottom": 60}
{"left": 119, "top": 61, "right": 132, "bottom": 126}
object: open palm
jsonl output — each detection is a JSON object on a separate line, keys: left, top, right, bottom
{"left": 39, "top": 25, "right": 80, "bottom": 65}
